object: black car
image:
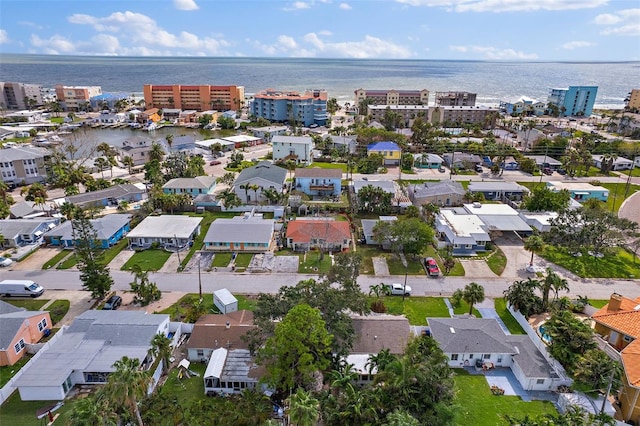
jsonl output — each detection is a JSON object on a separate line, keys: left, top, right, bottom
{"left": 103, "top": 295, "right": 122, "bottom": 310}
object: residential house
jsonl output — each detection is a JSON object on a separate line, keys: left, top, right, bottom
{"left": 0, "top": 218, "right": 59, "bottom": 248}
{"left": 461, "top": 203, "right": 532, "bottom": 236}
{"left": 361, "top": 216, "right": 397, "bottom": 248}
{"left": 525, "top": 155, "right": 563, "bottom": 170}
{"left": 203, "top": 214, "right": 275, "bottom": 252}
{"left": 166, "top": 135, "right": 196, "bottom": 154}
{"left": 186, "top": 310, "right": 255, "bottom": 363}
{"left": 435, "top": 208, "right": 491, "bottom": 255}
{"left": 0, "top": 301, "right": 52, "bottom": 366}
{"left": 467, "top": 182, "right": 529, "bottom": 201}
{"left": 592, "top": 155, "right": 634, "bottom": 171}
{"left": 118, "top": 136, "right": 155, "bottom": 166}
{"left": 249, "top": 126, "right": 288, "bottom": 144}
{"left": 499, "top": 96, "right": 546, "bottom": 116}
{"left": 367, "top": 141, "right": 401, "bottom": 166}
{"left": 93, "top": 111, "right": 126, "bottom": 124}
{"left": 0, "top": 144, "right": 49, "bottom": 185}
{"left": 413, "top": 153, "right": 444, "bottom": 169}
{"left": 195, "top": 138, "right": 236, "bottom": 153}
{"left": 347, "top": 315, "right": 411, "bottom": 385}
{"left": 547, "top": 181, "right": 609, "bottom": 202}
{"left": 15, "top": 310, "right": 171, "bottom": 401}
{"left": 591, "top": 293, "right": 640, "bottom": 424}
{"left": 250, "top": 89, "right": 328, "bottom": 127}
{"left": 442, "top": 152, "right": 482, "bottom": 170}
{"left": 327, "top": 135, "right": 357, "bottom": 155}
{"left": 233, "top": 161, "right": 287, "bottom": 204}
{"left": 89, "top": 92, "right": 130, "bottom": 112}
{"left": 500, "top": 156, "right": 520, "bottom": 170}
{"left": 272, "top": 135, "right": 313, "bottom": 164}
{"left": 64, "top": 183, "right": 147, "bottom": 209}
{"left": 367, "top": 105, "right": 430, "bottom": 128}
{"left": 294, "top": 168, "right": 342, "bottom": 197}
{"left": 519, "top": 212, "right": 559, "bottom": 233}
{"left": 286, "top": 219, "right": 352, "bottom": 252}
{"left": 408, "top": 180, "right": 465, "bottom": 208}
{"left": 44, "top": 214, "right": 131, "bottom": 249}
{"left": 428, "top": 317, "right": 571, "bottom": 391}
{"left": 162, "top": 109, "right": 181, "bottom": 122}
{"left": 127, "top": 215, "right": 203, "bottom": 250}
{"left": 162, "top": 176, "right": 217, "bottom": 197}
{"left": 203, "top": 348, "right": 265, "bottom": 396}
{"left": 193, "top": 194, "right": 222, "bottom": 211}
{"left": 224, "top": 135, "right": 262, "bottom": 148}
{"left": 9, "top": 201, "right": 54, "bottom": 219}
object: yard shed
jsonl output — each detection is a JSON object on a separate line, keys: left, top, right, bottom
{"left": 214, "top": 289, "right": 238, "bottom": 314}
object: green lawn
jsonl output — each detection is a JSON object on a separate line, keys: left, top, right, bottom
{"left": 486, "top": 247, "right": 507, "bottom": 276}
{"left": 385, "top": 254, "right": 425, "bottom": 275}
{"left": 620, "top": 168, "right": 640, "bottom": 177}
{"left": 588, "top": 299, "right": 610, "bottom": 308}
{"left": 382, "top": 296, "right": 450, "bottom": 325}
{"left": 0, "top": 390, "right": 71, "bottom": 426}
{"left": 453, "top": 370, "right": 557, "bottom": 426}
{"left": 178, "top": 212, "right": 241, "bottom": 270}
{"left": 0, "top": 356, "right": 31, "bottom": 388}
{"left": 541, "top": 246, "right": 640, "bottom": 278}
{"left": 101, "top": 239, "right": 129, "bottom": 266}
{"left": 234, "top": 253, "right": 254, "bottom": 268}
{"left": 41, "top": 250, "right": 72, "bottom": 270}
{"left": 56, "top": 253, "right": 78, "bottom": 269}
{"left": 433, "top": 247, "right": 465, "bottom": 277}
{"left": 121, "top": 249, "right": 172, "bottom": 271}
{"left": 356, "top": 246, "right": 380, "bottom": 275}
{"left": 599, "top": 182, "right": 640, "bottom": 213}
{"left": 47, "top": 300, "right": 70, "bottom": 325}
{"left": 494, "top": 298, "right": 526, "bottom": 334}
{"left": 308, "top": 162, "right": 348, "bottom": 172}
{"left": 211, "top": 252, "right": 233, "bottom": 268}
{"left": 159, "top": 293, "right": 257, "bottom": 321}
{"left": 298, "top": 251, "right": 332, "bottom": 274}
{"left": 452, "top": 301, "right": 481, "bottom": 317}
{"left": 0, "top": 299, "right": 48, "bottom": 310}
{"left": 156, "top": 361, "right": 206, "bottom": 399}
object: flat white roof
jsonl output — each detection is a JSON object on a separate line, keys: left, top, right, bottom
{"left": 127, "top": 215, "right": 203, "bottom": 239}
{"left": 463, "top": 203, "right": 519, "bottom": 216}
{"left": 520, "top": 212, "right": 558, "bottom": 226}
{"left": 439, "top": 210, "right": 487, "bottom": 237}
{"left": 547, "top": 181, "right": 608, "bottom": 192}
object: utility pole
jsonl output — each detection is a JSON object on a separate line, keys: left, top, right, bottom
{"left": 197, "top": 253, "right": 202, "bottom": 300}
{"left": 601, "top": 367, "right": 616, "bottom": 414}
{"left": 174, "top": 234, "right": 181, "bottom": 266}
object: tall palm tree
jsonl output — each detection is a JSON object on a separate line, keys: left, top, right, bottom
{"left": 66, "top": 391, "right": 117, "bottom": 426}
{"left": 215, "top": 188, "right": 242, "bottom": 209}
{"left": 462, "top": 282, "right": 485, "bottom": 315}
{"left": 149, "top": 143, "right": 165, "bottom": 162}
{"left": 166, "top": 134, "right": 174, "bottom": 152}
{"left": 239, "top": 183, "right": 250, "bottom": 204}
{"left": 104, "top": 356, "right": 152, "bottom": 426}
{"left": 366, "top": 348, "right": 396, "bottom": 375}
{"left": 149, "top": 333, "right": 173, "bottom": 375}
{"left": 541, "top": 268, "right": 569, "bottom": 310}
{"left": 123, "top": 156, "right": 135, "bottom": 174}
{"left": 523, "top": 234, "right": 545, "bottom": 269}
{"left": 286, "top": 388, "right": 320, "bottom": 426}
{"left": 249, "top": 184, "right": 261, "bottom": 205}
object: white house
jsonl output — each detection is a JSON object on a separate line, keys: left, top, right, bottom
{"left": 127, "top": 215, "right": 203, "bottom": 250}
{"left": 271, "top": 135, "right": 313, "bottom": 164}
{"left": 233, "top": 161, "right": 287, "bottom": 204}
{"left": 592, "top": 154, "right": 634, "bottom": 171}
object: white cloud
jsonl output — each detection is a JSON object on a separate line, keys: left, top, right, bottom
{"left": 561, "top": 41, "right": 595, "bottom": 50}
{"left": 284, "top": 2, "right": 311, "bottom": 11}
{"left": 248, "top": 33, "right": 412, "bottom": 58}
{"left": 397, "top": 0, "right": 608, "bottom": 13}
{"left": 60, "top": 11, "right": 232, "bottom": 56}
{"left": 595, "top": 8, "right": 640, "bottom": 36}
{"left": 449, "top": 44, "right": 538, "bottom": 59}
{"left": 339, "top": 3, "right": 352, "bottom": 10}
{"left": 174, "top": 0, "right": 199, "bottom": 10}
{"left": 30, "top": 34, "right": 77, "bottom": 54}
{"left": 0, "top": 29, "right": 8, "bottom": 44}
{"left": 18, "top": 21, "right": 44, "bottom": 30}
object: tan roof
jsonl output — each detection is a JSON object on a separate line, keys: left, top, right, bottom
{"left": 350, "top": 314, "right": 411, "bottom": 354}
{"left": 294, "top": 168, "right": 343, "bottom": 179}
{"left": 186, "top": 310, "right": 255, "bottom": 351}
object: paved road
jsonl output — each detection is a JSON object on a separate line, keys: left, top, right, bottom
{"left": 1, "top": 268, "right": 637, "bottom": 300}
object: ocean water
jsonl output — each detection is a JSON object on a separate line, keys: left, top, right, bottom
{"left": 0, "top": 54, "right": 637, "bottom": 108}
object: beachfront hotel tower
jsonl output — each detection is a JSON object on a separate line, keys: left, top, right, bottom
{"left": 547, "top": 86, "right": 598, "bottom": 117}
{"left": 249, "top": 89, "right": 328, "bottom": 127}
{"left": 143, "top": 84, "right": 245, "bottom": 112}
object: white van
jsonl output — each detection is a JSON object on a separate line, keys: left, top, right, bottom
{"left": 0, "top": 280, "right": 45, "bottom": 298}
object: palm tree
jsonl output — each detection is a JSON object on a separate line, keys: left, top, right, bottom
{"left": 216, "top": 172, "right": 236, "bottom": 187}
{"left": 286, "top": 388, "right": 319, "bottom": 426}
{"left": 541, "top": 268, "right": 569, "bottom": 310}
{"left": 94, "top": 157, "right": 109, "bottom": 179}
{"left": 249, "top": 184, "right": 261, "bottom": 204}
{"left": 239, "top": 183, "right": 250, "bottom": 204}
{"left": 123, "top": 156, "right": 135, "bottom": 174}
{"left": 503, "top": 278, "right": 541, "bottom": 316}
{"left": 66, "top": 392, "right": 117, "bottom": 426}
{"left": 366, "top": 348, "right": 396, "bottom": 375}
{"left": 523, "top": 234, "right": 545, "bottom": 269}
{"left": 104, "top": 356, "right": 152, "bottom": 426}
{"left": 149, "top": 333, "right": 173, "bottom": 375}
{"left": 462, "top": 282, "right": 485, "bottom": 315}
{"left": 166, "top": 134, "right": 174, "bottom": 152}
{"left": 149, "top": 143, "right": 165, "bottom": 162}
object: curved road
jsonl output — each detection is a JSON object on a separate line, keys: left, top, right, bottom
{"left": 0, "top": 268, "right": 637, "bottom": 300}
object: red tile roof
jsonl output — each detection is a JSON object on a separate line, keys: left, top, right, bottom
{"left": 286, "top": 220, "right": 351, "bottom": 244}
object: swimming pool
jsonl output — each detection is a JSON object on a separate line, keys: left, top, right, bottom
{"left": 538, "top": 324, "right": 552, "bottom": 344}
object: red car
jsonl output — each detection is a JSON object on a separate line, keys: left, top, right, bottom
{"left": 423, "top": 257, "right": 440, "bottom": 277}
{"left": 209, "top": 160, "right": 221, "bottom": 166}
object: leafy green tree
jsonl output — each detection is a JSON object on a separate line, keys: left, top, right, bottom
{"left": 73, "top": 213, "right": 113, "bottom": 299}
{"left": 366, "top": 348, "right": 397, "bottom": 375}
{"left": 573, "top": 349, "right": 621, "bottom": 392}
{"left": 149, "top": 142, "right": 165, "bottom": 162}
{"left": 149, "top": 333, "right": 172, "bottom": 375}
{"left": 65, "top": 391, "right": 117, "bottom": 426}
{"left": 286, "top": 388, "right": 320, "bottom": 426}
{"left": 217, "top": 115, "right": 236, "bottom": 129}
{"left": 216, "top": 171, "right": 236, "bottom": 187}
{"left": 129, "top": 265, "right": 161, "bottom": 306}
{"left": 122, "top": 156, "right": 135, "bottom": 174}
{"left": 384, "top": 409, "right": 420, "bottom": 426}
{"left": 21, "top": 182, "right": 48, "bottom": 202}
{"left": 215, "top": 188, "right": 242, "bottom": 209}
{"left": 541, "top": 268, "right": 569, "bottom": 311}
{"left": 503, "top": 278, "right": 542, "bottom": 317}
{"left": 357, "top": 184, "right": 392, "bottom": 214}
{"left": 258, "top": 303, "right": 333, "bottom": 391}
{"left": 186, "top": 153, "right": 205, "bottom": 177}
{"left": 357, "top": 153, "right": 384, "bottom": 174}
{"left": 103, "top": 356, "right": 152, "bottom": 426}
{"left": 400, "top": 152, "right": 414, "bottom": 171}
{"left": 229, "top": 150, "right": 244, "bottom": 168}
{"left": 543, "top": 310, "right": 596, "bottom": 371}
{"left": 144, "top": 159, "right": 164, "bottom": 186}
{"left": 372, "top": 217, "right": 434, "bottom": 259}
{"left": 523, "top": 187, "right": 570, "bottom": 212}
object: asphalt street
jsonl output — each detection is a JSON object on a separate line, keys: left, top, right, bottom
{"left": 0, "top": 268, "right": 637, "bottom": 300}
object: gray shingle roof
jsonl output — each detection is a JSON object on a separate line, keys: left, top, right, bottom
{"left": 427, "top": 318, "right": 515, "bottom": 354}
{"left": 0, "top": 145, "right": 49, "bottom": 162}
{"left": 410, "top": 180, "right": 465, "bottom": 198}
{"left": 294, "top": 168, "right": 342, "bottom": 179}
{"left": 204, "top": 217, "right": 274, "bottom": 245}
{"left": 0, "top": 301, "right": 46, "bottom": 350}
{"left": 162, "top": 176, "right": 216, "bottom": 190}
{"left": 353, "top": 180, "right": 396, "bottom": 194}
{"left": 467, "top": 182, "right": 527, "bottom": 192}
{"left": 0, "top": 218, "right": 57, "bottom": 240}
{"left": 44, "top": 214, "right": 131, "bottom": 241}
{"left": 234, "top": 161, "right": 287, "bottom": 186}
{"left": 65, "top": 184, "right": 145, "bottom": 206}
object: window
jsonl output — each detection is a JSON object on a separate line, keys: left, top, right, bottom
{"left": 451, "top": 354, "right": 459, "bottom": 361}
{"left": 37, "top": 318, "right": 48, "bottom": 332}
{"left": 14, "top": 339, "right": 25, "bottom": 354}
{"left": 483, "top": 354, "right": 491, "bottom": 360}
{"left": 196, "top": 349, "right": 204, "bottom": 357}
{"left": 469, "top": 354, "right": 474, "bottom": 359}
{"left": 536, "top": 379, "right": 545, "bottom": 385}
{"left": 624, "top": 335, "right": 632, "bottom": 343}
{"left": 497, "top": 356, "right": 503, "bottom": 363}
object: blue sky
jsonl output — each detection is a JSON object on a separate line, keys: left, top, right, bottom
{"left": 0, "top": 0, "right": 638, "bottom": 60}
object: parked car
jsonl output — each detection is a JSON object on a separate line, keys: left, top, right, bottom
{"left": 0, "top": 256, "right": 13, "bottom": 267}
{"left": 557, "top": 168, "right": 567, "bottom": 175}
{"left": 209, "top": 160, "right": 221, "bottom": 166}
{"left": 386, "top": 283, "right": 412, "bottom": 296}
{"left": 103, "top": 295, "right": 122, "bottom": 310}
{"left": 542, "top": 167, "right": 553, "bottom": 175}
{"left": 438, "top": 167, "right": 446, "bottom": 173}
{"left": 423, "top": 257, "right": 440, "bottom": 277}
{"left": 475, "top": 165, "right": 484, "bottom": 173}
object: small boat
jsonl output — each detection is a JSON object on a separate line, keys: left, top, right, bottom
{"left": 36, "top": 401, "right": 64, "bottom": 419}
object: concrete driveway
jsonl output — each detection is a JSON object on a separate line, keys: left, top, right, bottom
{"left": 9, "top": 247, "right": 62, "bottom": 271}
{"left": 458, "top": 259, "right": 496, "bottom": 278}
{"left": 493, "top": 233, "right": 534, "bottom": 279}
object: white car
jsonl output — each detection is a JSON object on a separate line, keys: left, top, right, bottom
{"left": 387, "top": 283, "right": 412, "bottom": 296}
{"left": 0, "top": 256, "right": 13, "bottom": 267}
